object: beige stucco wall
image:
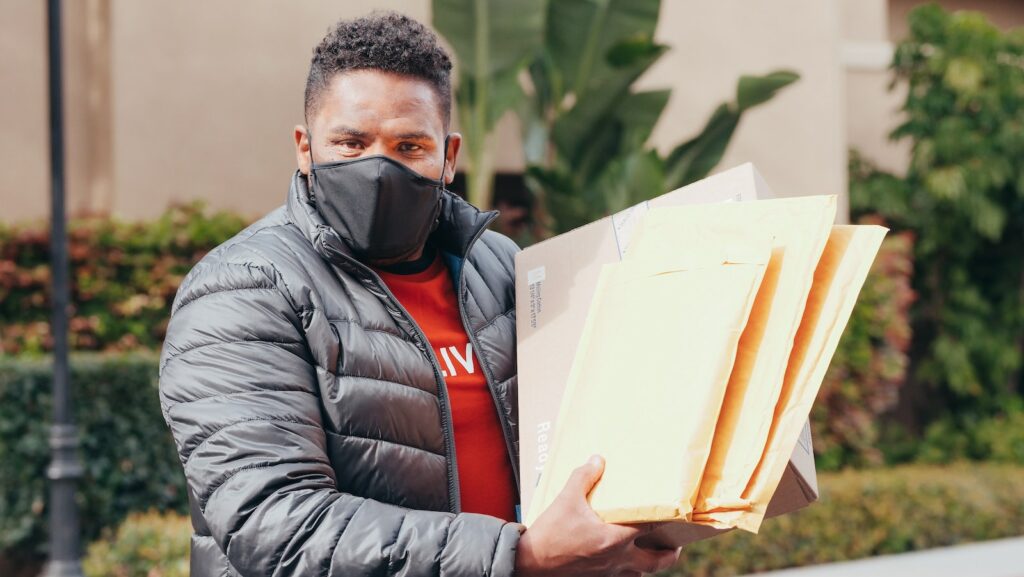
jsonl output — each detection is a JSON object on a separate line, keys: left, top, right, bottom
{"left": 0, "top": 0, "right": 115, "bottom": 224}
{"left": 110, "top": 1, "right": 432, "bottom": 222}
{"left": 841, "top": 0, "right": 911, "bottom": 175}
{"left": 0, "top": 0, "right": 50, "bottom": 224}
{"left": 643, "top": 0, "right": 847, "bottom": 213}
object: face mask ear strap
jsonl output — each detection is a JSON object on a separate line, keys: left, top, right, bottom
{"left": 440, "top": 134, "right": 451, "bottom": 191}
{"left": 306, "top": 127, "right": 317, "bottom": 200}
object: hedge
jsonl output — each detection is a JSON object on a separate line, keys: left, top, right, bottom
{"left": 0, "top": 354, "right": 185, "bottom": 564}
{"left": 669, "top": 463, "right": 1024, "bottom": 576}
{"left": 0, "top": 202, "right": 245, "bottom": 355}
{"left": 83, "top": 510, "right": 189, "bottom": 577}
{"left": 75, "top": 464, "right": 1024, "bottom": 576}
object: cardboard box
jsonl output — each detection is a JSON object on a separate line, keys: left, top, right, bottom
{"left": 515, "top": 163, "right": 819, "bottom": 544}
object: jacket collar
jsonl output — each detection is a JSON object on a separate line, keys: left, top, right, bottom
{"left": 285, "top": 170, "right": 498, "bottom": 265}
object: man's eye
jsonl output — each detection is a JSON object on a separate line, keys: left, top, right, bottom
{"left": 338, "top": 140, "right": 364, "bottom": 149}
{"left": 399, "top": 143, "right": 423, "bottom": 153}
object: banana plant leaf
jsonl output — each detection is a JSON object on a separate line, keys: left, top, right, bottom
{"left": 433, "top": 0, "right": 545, "bottom": 208}
{"left": 663, "top": 70, "right": 799, "bottom": 190}
{"left": 546, "top": 0, "right": 661, "bottom": 101}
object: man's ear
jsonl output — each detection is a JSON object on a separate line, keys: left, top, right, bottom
{"left": 443, "top": 132, "right": 462, "bottom": 186}
{"left": 294, "top": 125, "right": 311, "bottom": 175}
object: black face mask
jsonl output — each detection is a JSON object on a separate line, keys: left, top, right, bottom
{"left": 308, "top": 133, "right": 448, "bottom": 263}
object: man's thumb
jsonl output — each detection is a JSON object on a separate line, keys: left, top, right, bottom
{"left": 563, "top": 454, "right": 604, "bottom": 499}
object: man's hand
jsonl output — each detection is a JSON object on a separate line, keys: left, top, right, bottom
{"left": 514, "top": 455, "right": 682, "bottom": 577}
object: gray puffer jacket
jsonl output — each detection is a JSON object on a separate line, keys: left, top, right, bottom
{"left": 158, "top": 171, "right": 524, "bottom": 577}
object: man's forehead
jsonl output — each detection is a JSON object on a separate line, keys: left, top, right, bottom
{"left": 316, "top": 69, "right": 445, "bottom": 135}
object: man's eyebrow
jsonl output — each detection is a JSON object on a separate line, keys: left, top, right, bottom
{"left": 391, "top": 131, "right": 434, "bottom": 141}
{"left": 325, "top": 125, "right": 371, "bottom": 139}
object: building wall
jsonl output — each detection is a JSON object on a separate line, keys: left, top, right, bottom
{"left": 109, "top": 1, "right": 433, "bottom": 222}
{"left": 841, "top": 0, "right": 911, "bottom": 175}
{"left": 643, "top": 0, "right": 847, "bottom": 213}
{"left": 1, "top": 0, "right": 50, "bottom": 224}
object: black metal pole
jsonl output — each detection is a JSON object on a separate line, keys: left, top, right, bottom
{"left": 44, "top": 0, "right": 85, "bottom": 575}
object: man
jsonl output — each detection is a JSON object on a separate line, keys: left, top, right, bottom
{"left": 159, "top": 11, "right": 680, "bottom": 577}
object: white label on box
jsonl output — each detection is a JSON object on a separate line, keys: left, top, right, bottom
{"left": 527, "top": 268, "right": 544, "bottom": 330}
{"left": 527, "top": 266, "right": 546, "bottom": 285}
{"left": 611, "top": 201, "right": 650, "bottom": 258}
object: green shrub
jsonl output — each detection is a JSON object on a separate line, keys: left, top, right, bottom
{"left": 0, "top": 354, "right": 186, "bottom": 563}
{"left": 83, "top": 510, "right": 190, "bottom": 577}
{"left": 812, "top": 229, "right": 915, "bottom": 470}
{"left": 0, "top": 202, "right": 246, "bottom": 355}
{"left": 850, "top": 4, "right": 1024, "bottom": 428}
{"left": 907, "top": 401, "right": 1024, "bottom": 465}
{"left": 668, "top": 463, "right": 1024, "bottom": 576}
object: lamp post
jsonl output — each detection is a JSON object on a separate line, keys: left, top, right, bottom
{"left": 43, "top": 0, "right": 85, "bottom": 575}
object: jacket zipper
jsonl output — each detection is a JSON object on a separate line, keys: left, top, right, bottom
{"left": 453, "top": 215, "right": 522, "bottom": 496}
{"left": 319, "top": 236, "right": 461, "bottom": 513}
{"left": 318, "top": 218, "right": 520, "bottom": 512}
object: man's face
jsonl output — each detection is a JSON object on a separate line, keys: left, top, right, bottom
{"left": 294, "top": 69, "right": 460, "bottom": 184}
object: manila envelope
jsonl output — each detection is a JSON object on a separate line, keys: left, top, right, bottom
{"left": 735, "top": 224, "right": 887, "bottom": 530}
{"left": 516, "top": 163, "right": 771, "bottom": 519}
{"left": 625, "top": 196, "right": 836, "bottom": 531}
{"left": 524, "top": 223, "right": 773, "bottom": 526}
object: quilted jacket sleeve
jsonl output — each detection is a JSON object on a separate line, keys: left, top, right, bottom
{"left": 158, "top": 257, "right": 523, "bottom": 577}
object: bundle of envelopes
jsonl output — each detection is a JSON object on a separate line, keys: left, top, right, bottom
{"left": 517, "top": 165, "right": 887, "bottom": 547}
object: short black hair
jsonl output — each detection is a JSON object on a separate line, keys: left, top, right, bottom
{"left": 304, "top": 11, "right": 453, "bottom": 126}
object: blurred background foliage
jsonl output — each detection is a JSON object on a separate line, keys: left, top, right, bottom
{"left": 433, "top": 0, "right": 799, "bottom": 238}
{"left": 82, "top": 510, "right": 190, "bottom": 577}
{"left": 2, "top": 2, "right": 1023, "bottom": 576}
{"left": 850, "top": 3, "right": 1024, "bottom": 467}
{"left": 0, "top": 203, "right": 245, "bottom": 355}
{"left": 671, "top": 463, "right": 1024, "bottom": 576}
{"left": 0, "top": 355, "right": 185, "bottom": 575}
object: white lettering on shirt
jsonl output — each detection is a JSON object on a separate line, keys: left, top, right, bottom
{"left": 437, "top": 343, "right": 475, "bottom": 378}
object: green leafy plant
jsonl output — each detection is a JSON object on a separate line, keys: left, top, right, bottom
{"left": 522, "top": 0, "right": 799, "bottom": 233}
{"left": 0, "top": 354, "right": 186, "bottom": 564}
{"left": 850, "top": 4, "right": 1024, "bottom": 432}
{"left": 904, "top": 399, "right": 1024, "bottom": 465}
{"left": 432, "top": 0, "right": 545, "bottom": 210}
{"left": 0, "top": 202, "right": 246, "bottom": 354}
{"left": 434, "top": 0, "right": 799, "bottom": 235}
{"left": 665, "top": 463, "right": 1024, "bottom": 576}
{"left": 83, "top": 510, "right": 190, "bottom": 577}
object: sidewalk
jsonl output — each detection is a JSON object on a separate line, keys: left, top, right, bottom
{"left": 740, "top": 537, "right": 1024, "bottom": 577}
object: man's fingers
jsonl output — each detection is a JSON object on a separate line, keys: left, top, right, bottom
{"left": 625, "top": 543, "right": 680, "bottom": 574}
{"left": 561, "top": 454, "right": 605, "bottom": 500}
{"left": 657, "top": 546, "right": 682, "bottom": 570}
{"left": 604, "top": 521, "right": 661, "bottom": 545}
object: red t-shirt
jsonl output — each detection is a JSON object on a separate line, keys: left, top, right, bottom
{"left": 374, "top": 253, "right": 518, "bottom": 522}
